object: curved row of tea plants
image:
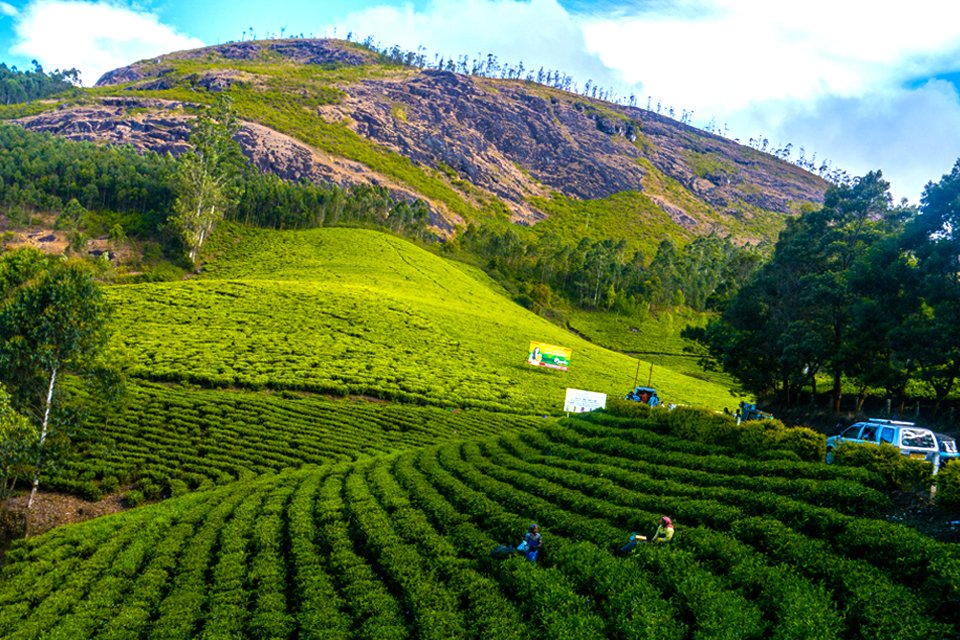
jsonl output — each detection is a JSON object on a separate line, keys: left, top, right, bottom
{"left": 3, "top": 413, "right": 956, "bottom": 639}
{"left": 50, "top": 381, "right": 547, "bottom": 500}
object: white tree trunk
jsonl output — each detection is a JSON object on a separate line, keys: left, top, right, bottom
{"left": 26, "top": 365, "right": 57, "bottom": 511}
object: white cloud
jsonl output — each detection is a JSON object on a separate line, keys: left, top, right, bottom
{"left": 0, "top": 3, "right": 18, "bottom": 17}
{"left": 10, "top": 0, "right": 204, "bottom": 85}
{"left": 580, "top": 0, "right": 960, "bottom": 114}
{"left": 726, "top": 80, "right": 960, "bottom": 203}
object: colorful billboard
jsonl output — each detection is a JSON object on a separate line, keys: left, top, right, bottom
{"left": 528, "top": 341, "right": 572, "bottom": 371}
{"left": 564, "top": 388, "right": 607, "bottom": 413}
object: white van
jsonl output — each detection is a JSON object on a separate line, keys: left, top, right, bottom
{"left": 825, "top": 418, "right": 943, "bottom": 473}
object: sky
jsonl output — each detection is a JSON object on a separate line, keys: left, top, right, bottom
{"left": 1, "top": 0, "right": 959, "bottom": 203}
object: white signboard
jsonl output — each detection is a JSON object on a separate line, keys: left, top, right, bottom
{"left": 564, "top": 388, "right": 607, "bottom": 413}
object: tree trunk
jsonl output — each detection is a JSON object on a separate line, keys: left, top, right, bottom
{"left": 832, "top": 368, "right": 842, "bottom": 413}
{"left": 27, "top": 365, "right": 57, "bottom": 510}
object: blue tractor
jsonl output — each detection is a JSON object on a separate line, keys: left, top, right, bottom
{"left": 736, "top": 401, "right": 774, "bottom": 423}
{"left": 626, "top": 386, "right": 661, "bottom": 407}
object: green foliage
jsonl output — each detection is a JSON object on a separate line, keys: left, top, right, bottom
{"left": 122, "top": 489, "right": 144, "bottom": 507}
{"left": 831, "top": 442, "right": 934, "bottom": 491}
{"left": 456, "top": 220, "right": 760, "bottom": 319}
{"left": 103, "top": 225, "right": 736, "bottom": 413}
{"left": 0, "top": 248, "right": 115, "bottom": 503}
{"left": 0, "top": 61, "right": 79, "bottom": 104}
{"left": 168, "top": 94, "right": 244, "bottom": 265}
{"left": 936, "top": 459, "right": 960, "bottom": 509}
{"left": 701, "top": 171, "right": 920, "bottom": 407}
{"left": 0, "top": 383, "right": 36, "bottom": 498}
{"left": 54, "top": 380, "right": 550, "bottom": 491}
{"left": 605, "top": 400, "right": 825, "bottom": 462}
{"left": 2, "top": 408, "right": 954, "bottom": 638}
{"left": 0, "top": 124, "right": 176, "bottom": 237}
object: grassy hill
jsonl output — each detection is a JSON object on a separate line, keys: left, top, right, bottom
{"left": 108, "top": 225, "right": 737, "bottom": 412}
{"left": 43, "top": 224, "right": 738, "bottom": 498}
{"left": 3, "top": 410, "right": 957, "bottom": 639}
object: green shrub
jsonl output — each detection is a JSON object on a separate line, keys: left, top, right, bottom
{"left": 123, "top": 490, "right": 145, "bottom": 507}
{"left": 605, "top": 397, "right": 652, "bottom": 419}
{"left": 100, "top": 475, "right": 120, "bottom": 493}
{"left": 604, "top": 403, "right": 826, "bottom": 462}
{"left": 936, "top": 459, "right": 960, "bottom": 509}
{"left": 832, "top": 442, "right": 934, "bottom": 491}
{"left": 169, "top": 479, "right": 189, "bottom": 498}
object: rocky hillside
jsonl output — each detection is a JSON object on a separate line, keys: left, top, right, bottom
{"left": 15, "top": 38, "right": 829, "bottom": 244}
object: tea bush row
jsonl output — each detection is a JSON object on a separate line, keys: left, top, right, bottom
{"left": 0, "top": 415, "right": 956, "bottom": 638}
{"left": 51, "top": 381, "right": 544, "bottom": 496}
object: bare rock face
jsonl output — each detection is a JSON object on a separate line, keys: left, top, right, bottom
{"left": 29, "top": 38, "right": 827, "bottom": 238}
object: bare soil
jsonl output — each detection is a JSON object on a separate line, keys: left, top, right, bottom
{"left": 2, "top": 490, "right": 127, "bottom": 539}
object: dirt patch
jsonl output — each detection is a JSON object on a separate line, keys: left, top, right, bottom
{"left": 2, "top": 491, "right": 128, "bottom": 539}
{"left": 882, "top": 490, "right": 960, "bottom": 543}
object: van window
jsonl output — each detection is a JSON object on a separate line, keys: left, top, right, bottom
{"left": 860, "top": 426, "right": 878, "bottom": 442}
{"left": 841, "top": 426, "right": 861, "bottom": 439}
{"left": 880, "top": 427, "right": 895, "bottom": 444}
{"left": 900, "top": 429, "right": 935, "bottom": 449}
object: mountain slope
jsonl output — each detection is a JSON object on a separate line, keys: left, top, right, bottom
{"left": 14, "top": 38, "right": 829, "bottom": 248}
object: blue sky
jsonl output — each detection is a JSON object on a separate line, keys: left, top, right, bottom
{"left": 1, "top": 0, "right": 959, "bottom": 203}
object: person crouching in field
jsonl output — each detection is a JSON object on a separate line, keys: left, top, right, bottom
{"left": 653, "top": 516, "right": 674, "bottom": 543}
{"left": 518, "top": 523, "right": 542, "bottom": 563}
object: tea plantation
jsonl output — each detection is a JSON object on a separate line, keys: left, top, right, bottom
{"left": 7, "top": 225, "right": 959, "bottom": 639}
{"left": 106, "top": 225, "right": 738, "bottom": 412}
{"left": 47, "top": 224, "right": 742, "bottom": 497}
{"left": 3, "top": 411, "right": 958, "bottom": 639}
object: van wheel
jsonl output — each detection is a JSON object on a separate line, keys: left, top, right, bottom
{"left": 825, "top": 448, "right": 834, "bottom": 464}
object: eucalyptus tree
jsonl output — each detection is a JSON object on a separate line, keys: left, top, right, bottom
{"left": 0, "top": 249, "right": 112, "bottom": 508}
{"left": 169, "top": 94, "right": 244, "bottom": 265}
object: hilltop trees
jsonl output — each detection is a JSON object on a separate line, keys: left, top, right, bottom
{"left": 0, "top": 61, "right": 79, "bottom": 104}
{"left": 169, "top": 94, "right": 244, "bottom": 266}
{"left": 0, "top": 249, "right": 113, "bottom": 508}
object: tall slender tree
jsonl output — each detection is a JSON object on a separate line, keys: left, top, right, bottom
{"left": 169, "top": 94, "right": 244, "bottom": 265}
{"left": 0, "top": 249, "right": 112, "bottom": 509}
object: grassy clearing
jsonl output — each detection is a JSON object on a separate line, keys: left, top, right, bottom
{"left": 528, "top": 190, "right": 685, "bottom": 256}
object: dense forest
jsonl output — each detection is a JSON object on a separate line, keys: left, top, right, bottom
{"left": 0, "top": 123, "right": 431, "bottom": 250}
{"left": 695, "top": 169, "right": 960, "bottom": 414}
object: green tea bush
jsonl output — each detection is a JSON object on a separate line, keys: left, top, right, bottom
{"left": 1, "top": 385, "right": 956, "bottom": 638}
{"left": 832, "top": 442, "right": 934, "bottom": 491}
{"left": 935, "top": 459, "right": 960, "bottom": 509}
{"left": 100, "top": 476, "right": 119, "bottom": 494}
{"left": 123, "top": 490, "right": 145, "bottom": 508}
